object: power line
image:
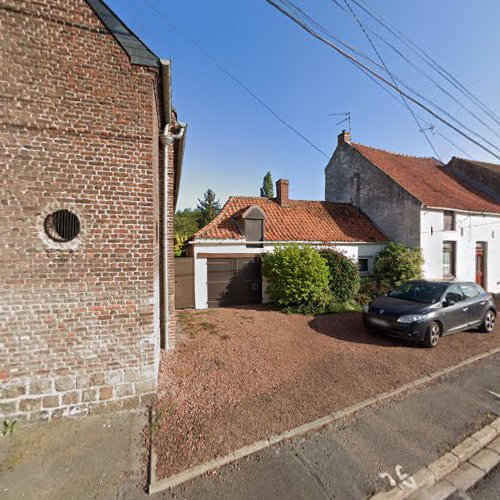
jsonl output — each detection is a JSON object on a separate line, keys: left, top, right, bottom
{"left": 351, "top": 0, "right": 500, "bottom": 129}
{"left": 342, "top": 0, "right": 440, "bottom": 160}
{"left": 280, "top": 0, "right": 473, "bottom": 158}
{"left": 330, "top": 0, "right": 500, "bottom": 141}
{"left": 280, "top": 0, "right": 500, "bottom": 156}
{"left": 263, "top": 0, "right": 500, "bottom": 161}
{"left": 141, "top": 0, "right": 329, "bottom": 159}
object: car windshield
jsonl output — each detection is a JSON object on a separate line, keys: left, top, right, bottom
{"left": 388, "top": 282, "right": 445, "bottom": 304}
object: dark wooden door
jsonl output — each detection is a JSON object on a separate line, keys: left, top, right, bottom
{"left": 207, "top": 257, "right": 262, "bottom": 308}
{"left": 175, "top": 258, "right": 194, "bottom": 309}
{"left": 475, "top": 243, "right": 485, "bottom": 288}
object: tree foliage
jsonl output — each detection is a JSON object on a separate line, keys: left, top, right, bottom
{"left": 260, "top": 171, "right": 274, "bottom": 198}
{"left": 262, "top": 245, "right": 330, "bottom": 312}
{"left": 174, "top": 208, "right": 201, "bottom": 256}
{"left": 319, "top": 249, "right": 360, "bottom": 302}
{"left": 196, "top": 189, "right": 221, "bottom": 228}
{"left": 373, "top": 242, "right": 424, "bottom": 288}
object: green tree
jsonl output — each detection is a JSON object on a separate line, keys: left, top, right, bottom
{"left": 174, "top": 208, "right": 201, "bottom": 256}
{"left": 373, "top": 242, "right": 424, "bottom": 287}
{"left": 262, "top": 245, "right": 330, "bottom": 313}
{"left": 260, "top": 171, "right": 274, "bottom": 198}
{"left": 196, "top": 189, "right": 221, "bottom": 227}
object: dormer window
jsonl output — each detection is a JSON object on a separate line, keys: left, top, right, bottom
{"left": 444, "top": 210, "right": 455, "bottom": 231}
{"left": 235, "top": 205, "right": 266, "bottom": 248}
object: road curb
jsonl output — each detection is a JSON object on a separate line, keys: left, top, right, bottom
{"left": 370, "top": 417, "right": 500, "bottom": 499}
{"left": 149, "top": 347, "right": 500, "bottom": 495}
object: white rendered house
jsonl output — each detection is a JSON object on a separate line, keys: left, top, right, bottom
{"left": 188, "top": 179, "right": 388, "bottom": 309}
{"left": 325, "top": 131, "right": 500, "bottom": 293}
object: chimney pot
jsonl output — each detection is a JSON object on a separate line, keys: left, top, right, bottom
{"left": 276, "top": 179, "right": 290, "bottom": 207}
{"left": 338, "top": 129, "right": 351, "bottom": 146}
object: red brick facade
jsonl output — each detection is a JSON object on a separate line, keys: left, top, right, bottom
{"left": 0, "top": 0, "right": 180, "bottom": 421}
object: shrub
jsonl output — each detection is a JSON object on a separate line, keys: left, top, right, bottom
{"left": 319, "top": 249, "right": 360, "bottom": 302}
{"left": 356, "top": 278, "right": 391, "bottom": 304}
{"left": 262, "top": 245, "right": 330, "bottom": 312}
{"left": 373, "top": 242, "right": 424, "bottom": 288}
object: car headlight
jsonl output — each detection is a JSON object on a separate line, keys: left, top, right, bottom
{"left": 362, "top": 304, "right": 370, "bottom": 313}
{"left": 397, "top": 314, "right": 428, "bottom": 324}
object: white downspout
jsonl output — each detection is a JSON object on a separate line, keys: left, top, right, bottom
{"left": 160, "top": 124, "right": 185, "bottom": 350}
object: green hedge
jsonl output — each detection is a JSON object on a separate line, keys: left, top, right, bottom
{"left": 319, "top": 249, "right": 360, "bottom": 302}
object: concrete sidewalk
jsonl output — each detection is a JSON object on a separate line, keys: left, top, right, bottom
{"left": 1, "top": 352, "right": 499, "bottom": 499}
{"left": 0, "top": 409, "right": 149, "bottom": 500}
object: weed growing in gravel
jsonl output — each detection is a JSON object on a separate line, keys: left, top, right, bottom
{"left": 2, "top": 420, "right": 17, "bottom": 437}
{"left": 200, "top": 322, "right": 218, "bottom": 334}
{"left": 261, "top": 394, "right": 274, "bottom": 404}
{"left": 213, "top": 357, "right": 225, "bottom": 369}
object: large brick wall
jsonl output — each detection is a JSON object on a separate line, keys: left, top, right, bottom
{"left": 0, "top": 0, "right": 174, "bottom": 421}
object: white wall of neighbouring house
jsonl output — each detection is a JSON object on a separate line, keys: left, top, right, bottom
{"left": 420, "top": 209, "right": 500, "bottom": 293}
{"left": 190, "top": 241, "right": 387, "bottom": 309}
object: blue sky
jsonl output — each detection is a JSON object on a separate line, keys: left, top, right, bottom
{"left": 107, "top": 0, "right": 500, "bottom": 210}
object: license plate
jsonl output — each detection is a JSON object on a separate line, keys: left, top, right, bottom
{"left": 370, "top": 317, "right": 390, "bottom": 328}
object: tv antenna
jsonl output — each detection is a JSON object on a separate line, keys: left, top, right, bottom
{"left": 420, "top": 124, "right": 436, "bottom": 136}
{"left": 328, "top": 112, "right": 351, "bottom": 132}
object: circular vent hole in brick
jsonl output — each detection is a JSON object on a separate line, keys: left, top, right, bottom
{"left": 44, "top": 210, "right": 81, "bottom": 242}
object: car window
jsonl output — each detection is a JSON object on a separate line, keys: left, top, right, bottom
{"left": 388, "top": 282, "right": 445, "bottom": 304}
{"left": 445, "top": 284, "right": 465, "bottom": 303}
{"left": 460, "top": 284, "right": 479, "bottom": 299}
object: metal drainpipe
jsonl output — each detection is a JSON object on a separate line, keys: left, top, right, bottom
{"left": 160, "top": 123, "right": 185, "bottom": 350}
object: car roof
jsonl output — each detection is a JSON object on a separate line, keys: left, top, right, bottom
{"left": 406, "top": 280, "right": 478, "bottom": 287}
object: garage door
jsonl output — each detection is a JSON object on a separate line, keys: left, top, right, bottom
{"left": 207, "top": 257, "right": 262, "bottom": 308}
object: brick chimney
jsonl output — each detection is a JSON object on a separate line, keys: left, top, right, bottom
{"left": 276, "top": 179, "right": 290, "bottom": 207}
{"left": 338, "top": 129, "right": 351, "bottom": 146}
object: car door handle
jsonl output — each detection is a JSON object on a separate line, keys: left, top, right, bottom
{"left": 462, "top": 307, "right": 469, "bottom": 312}
{"left": 480, "top": 301, "right": 486, "bottom": 305}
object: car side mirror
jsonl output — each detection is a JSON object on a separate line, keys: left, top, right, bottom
{"left": 444, "top": 299, "right": 455, "bottom": 307}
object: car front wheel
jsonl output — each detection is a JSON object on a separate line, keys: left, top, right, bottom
{"left": 480, "top": 310, "right": 496, "bottom": 333}
{"left": 423, "top": 322, "right": 440, "bottom": 348}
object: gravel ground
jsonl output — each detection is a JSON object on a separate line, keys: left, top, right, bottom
{"left": 153, "top": 305, "right": 499, "bottom": 480}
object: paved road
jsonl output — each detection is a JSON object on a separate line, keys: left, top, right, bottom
{"left": 1, "top": 353, "right": 499, "bottom": 500}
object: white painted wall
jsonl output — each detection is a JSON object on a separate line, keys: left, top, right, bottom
{"left": 190, "top": 241, "right": 387, "bottom": 309}
{"left": 420, "top": 209, "right": 500, "bottom": 293}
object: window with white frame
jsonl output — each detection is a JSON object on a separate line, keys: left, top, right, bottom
{"left": 358, "top": 256, "right": 372, "bottom": 275}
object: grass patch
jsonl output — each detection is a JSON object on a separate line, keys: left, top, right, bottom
{"left": 200, "top": 322, "right": 218, "bottom": 334}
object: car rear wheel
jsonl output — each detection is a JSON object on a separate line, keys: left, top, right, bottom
{"left": 480, "top": 310, "right": 496, "bottom": 333}
{"left": 423, "top": 322, "right": 440, "bottom": 348}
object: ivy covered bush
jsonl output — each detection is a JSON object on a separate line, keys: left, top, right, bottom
{"left": 262, "top": 245, "right": 330, "bottom": 313}
{"left": 373, "top": 242, "right": 424, "bottom": 288}
{"left": 319, "top": 249, "right": 360, "bottom": 302}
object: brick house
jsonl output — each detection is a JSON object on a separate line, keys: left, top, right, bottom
{"left": 188, "top": 179, "right": 388, "bottom": 308}
{"left": 325, "top": 131, "right": 500, "bottom": 293}
{"left": 0, "top": 0, "right": 186, "bottom": 421}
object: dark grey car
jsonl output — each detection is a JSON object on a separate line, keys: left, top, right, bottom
{"left": 362, "top": 280, "right": 497, "bottom": 347}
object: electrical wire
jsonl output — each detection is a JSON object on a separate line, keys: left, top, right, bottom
{"left": 281, "top": 0, "right": 500, "bottom": 156}
{"left": 329, "top": 0, "right": 500, "bottom": 141}
{"left": 351, "top": 0, "right": 500, "bottom": 129}
{"left": 343, "top": 0, "right": 440, "bottom": 160}
{"left": 263, "top": 0, "right": 500, "bottom": 161}
{"left": 141, "top": 0, "right": 329, "bottom": 158}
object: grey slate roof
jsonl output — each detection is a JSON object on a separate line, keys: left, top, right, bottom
{"left": 86, "top": 0, "right": 160, "bottom": 68}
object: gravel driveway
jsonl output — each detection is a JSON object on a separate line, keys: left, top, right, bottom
{"left": 153, "top": 306, "right": 499, "bottom": 480}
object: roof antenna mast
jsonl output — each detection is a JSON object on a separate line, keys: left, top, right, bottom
{"left": 328, "top": 112, "right": 351, "bottom": 133}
